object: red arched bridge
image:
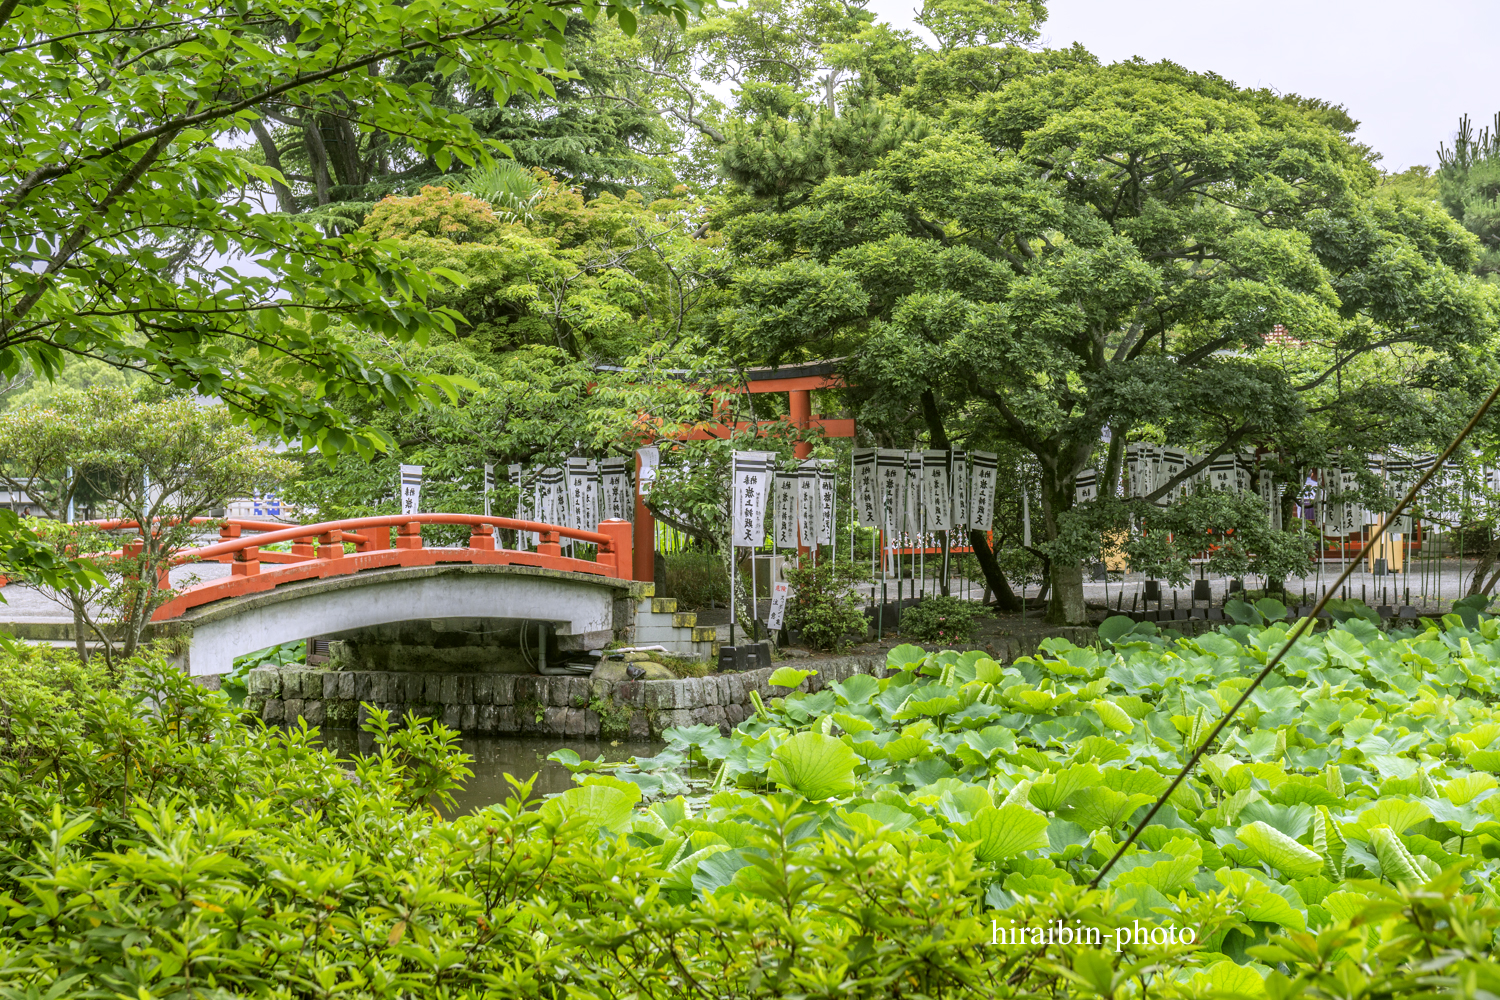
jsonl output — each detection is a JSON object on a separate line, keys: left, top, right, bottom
{"left": 84, "top": 514, "right": 646, "bottom": 676}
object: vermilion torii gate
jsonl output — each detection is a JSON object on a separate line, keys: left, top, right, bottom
{"left": 631, "top": 360, "right": 856, "bottom": 581}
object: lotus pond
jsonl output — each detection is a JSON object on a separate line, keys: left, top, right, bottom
{"left": 543, "top": 598, "right": 1500, "bottom": 967}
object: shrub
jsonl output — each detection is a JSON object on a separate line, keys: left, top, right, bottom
{"left": 899, "top": 594, "right": 990, "bottom": 643}
{"left": 660, "top": 548, "right": 729, "bottom": 608}
{"left": 0, "top": 643, "right": 110, "bottom": 753}
{"left": 783, "top": 556, "right": 868, "bottom": 651}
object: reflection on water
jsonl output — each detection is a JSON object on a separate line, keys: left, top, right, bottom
{"left": 317, "top": 731, "right": 665, "bottom": 814}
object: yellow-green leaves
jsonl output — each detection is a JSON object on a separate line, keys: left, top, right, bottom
{"left": 1236, "top": 821, "right": 1323, "bottom": 879}
{"left": 766, "top": 732, "right": 859, "bottom": 800}
{"left": 957, "top": 804, "right": 1049, "bottom": 862}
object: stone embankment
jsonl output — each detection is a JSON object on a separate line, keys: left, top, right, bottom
{"left": 245, "top": 654, "right": 887, "bottom": 739}
{"left": 240, "top": 619, "right": 1217, "bottom": 738}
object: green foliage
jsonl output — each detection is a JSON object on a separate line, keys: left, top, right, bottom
{"left": 900, "top": 594, "right": 990, "bottom": 644}
{"left": 782, "top": 556, "right": 868, "bottom": 651}
{"left": 660, "top": 549, "right": 730, "bottom": 608}
{"left": 0, "top": 386, "right": 296, "bottom": 665}
{"left": 1438, "top": 112, "right": 1500, "bottom": 281}
{"left": 6, "top": 642, "right": 1500, "bottom": 994}
{"left": 362, "top": 185, "right": 513, "bottom": 242}
{"left": 0, "top": 645, "right": 111, "bottom": 748}
{"left": 714, "top": 51, "right": 1499, "bottom": 625}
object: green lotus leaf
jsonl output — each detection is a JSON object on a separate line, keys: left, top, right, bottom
{"left": 766, "top": 731, "right": 859, "bottom": 800}
{"left": 1466, "top": 749, "right": 1500, "bottom": 773}
{"left": 1237, "top": 821, "right": 1323, "bottom": 878}
{"left": 1444, "top": 773, "right": 1498, "bottom": 805}
{"left": 1109, "top": 839, "right": 1201, "bottom": 895}
{"left": 1091, "top": 698, "right": 1134, "bottom": 733}
{"left": 892, "top": 694, "right": 963, "bottom": 719}
{"left": 831, "top": 673, "right": 881, "bottom": 705}
{"left": 1368, "top": 825, "right": 1426, "bottom": 884}
{"left": 1057, "top": 787, "right": 1155, "bottom": 831}
{"left": 1098, "top": 615, "right": 1137, "bottom": 645}
{"left": 540, "top": 783, "right": 639, "bottom": 835}
{"left": 881, "top": 734, "right": 933, "bottom": 762}
{"left": 767, "top": 667, "right": 816, "bottom": 690}
{"left": 1183, "top": 960, "right": 1270, "bottom": 998}
{"left": 1356, "top": 799, "right": 1432, "bottom": 836}
{"left": 973, "top": 657, "right": 1005, "bottom": 684}
{"left": 886, "top": 644, "right": 927, "bottom": 670}
{"left": 1028, "top": 763, "right": 1103, "bottom": 813}
{"left": 958, "top": 804, "right": 1049, "bottom": 862}
{"left": 831, "top": 712, "right": 875, "bottom": 734}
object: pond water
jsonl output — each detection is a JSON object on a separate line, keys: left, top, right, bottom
{"left": 317, "top": 732, "right": 666, "bottom": 814}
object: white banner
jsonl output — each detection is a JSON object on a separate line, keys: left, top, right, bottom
{"left": 922, "top": 450, "right": 951, "bottom": 531}
{"left": 565, "top": 458, "right": 592, "bottom": 532}
{"left": 1207, "top": 454, "right": 1237, "bottom": 493}
{"left": 1075, "top": 468, "right": 1098, "bottom": 505}
{"left": 853, "top": 448, "right": 878, "bottom": 528}
{"left": 774, "top": 467, "right": 800, "bottom": 548}
{"left": 969, "top": 451, "right": 997, "bottom": 531}
{"left": 817, "top": 458, "right": 836, "bottom": 545}
{"left": 731, "top": 451, "right": 775, "bottom": 548}
{"left": 1021, "top": 484, "right": 1031, "bottom": 547}
{"left": 1159, "top": 448, "right": 1188, "bottom": 506}
{"left": 877, "top": 449, "right": 905, "bottom": 538}
{"left": 904, "top": 451, "right": 923, "bottom": 539}
{"left": 767, "top": 580, "right": 792, "bottom": 632}
{"left": 399, "top": 464, "right": 423, "bottom": 516}
{"left": 601, "top": 457, "right": 631, "bottom": 522}
{"left": 950, "top": 450, "right": 969, "bottom": 530}
{"left": 798, "top": 460, "right": 821, "bottom": 546}
{"left": 537, "top": 467, "right": 565, "bottom": 533}
{"left": 636, "top": 446, "right": 660, "bottom": 499}
{"left": 483, "top": 463, "right": 494, "bottom": 517}
{"left": 1339, "top": 465, "right": 1365, "bottom": 533}
{"left": 509, "top": 464, "right": 532, "bottom": 548}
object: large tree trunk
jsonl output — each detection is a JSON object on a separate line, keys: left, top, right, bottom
{"left": 918, "top": 389, "right": 1022, "bottom": 611}
{"left": 1041, "top": 464, "right": 1087, "bottom": 624}
{"left": 969, "top": 529, "right": 1022, "bottom": 611}
{"left": 1467, "top": 528, "right": 1500, "bottom": 596}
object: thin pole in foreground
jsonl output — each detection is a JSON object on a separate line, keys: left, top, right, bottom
{"left": 1092, "top": 375, "right": 1500, "bottom": 886}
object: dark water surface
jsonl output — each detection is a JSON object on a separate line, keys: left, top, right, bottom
{"left": 317, "top": 732, "right": 665, "bottom": 814}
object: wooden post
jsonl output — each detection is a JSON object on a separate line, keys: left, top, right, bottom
{"left": 395, "top": 522, "right": 423, "bottom": 550}
{"left": 232, "top": 546, "right": 260, "bottom": 576}
{"left": 318, "top": 529, "right": 344, "bottom": 560}
{"left": 538, "top": 529, "right": 562, "bottom": 558}
{"left": 469, "top": 522, "right": 496, "bottom": 551}
{"left": 790, "top": 389, "right": 812, "bottom": 461}
{"left": 599, "top": 519, "right": 632, "bottom": 579}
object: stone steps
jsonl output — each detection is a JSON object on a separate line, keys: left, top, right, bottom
{"left": 630, "top": 586, "right": 716, "bottom": 659}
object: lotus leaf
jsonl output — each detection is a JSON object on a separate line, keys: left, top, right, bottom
{"left": 1236, "top": 821, "right": 1323, "bottom": 878}
{"left": 958, "top": 804, "right": 1049, "bottom": 862}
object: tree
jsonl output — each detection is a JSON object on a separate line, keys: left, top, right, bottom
{"left": 1438, "top": 113, "right": 1500, "bottom": 282}
{"left": 715, "top": 58, "right": 1499, "bottom": 623}
{"left": 1, "top": 387, "right": 294, "bottom": 667}
{"left": 0, "top": 0, "right": 701, "bottom": 584}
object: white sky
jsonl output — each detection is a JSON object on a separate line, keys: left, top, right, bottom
{"left": 865, "top": 0, "right": 1499, "bottom": 172}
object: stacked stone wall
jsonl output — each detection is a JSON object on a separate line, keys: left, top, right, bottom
{"left": 246, "top": 654, "right": 886, "bottom": 739}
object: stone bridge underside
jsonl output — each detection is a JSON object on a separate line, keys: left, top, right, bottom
{"left": 172, "top": 563, "right": 640, "bottom": 676}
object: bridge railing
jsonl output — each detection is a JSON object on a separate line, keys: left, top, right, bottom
{"left": 176, "top": 514, "right": 633, "bottom": 579}
{"left": 36, "top": 515, "right": 633, "bottom": 620}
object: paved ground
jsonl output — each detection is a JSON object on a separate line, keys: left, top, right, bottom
{"left": 3, "top": 557, "right": 1486, "bottom": 627}
{"left": 1, "top": 562, "right": 231, "bottom": 622}
{"left": 697, "top": 557, "right": 1489, "bottom": 626}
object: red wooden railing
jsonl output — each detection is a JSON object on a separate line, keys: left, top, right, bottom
{"left": 0, "top": 515, "right": 632, "bottom": 620}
